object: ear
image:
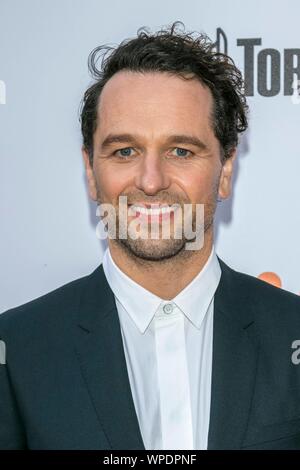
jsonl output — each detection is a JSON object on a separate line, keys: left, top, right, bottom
{"left": 82, "top": 147, "right": 98, "bottom": 201}
{"left": 218, "top": 148, "right": 237, "bottom": 200}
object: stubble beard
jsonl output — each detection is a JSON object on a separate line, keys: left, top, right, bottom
{"left": 97, "top": 188, "right": 218, "bottom": 263}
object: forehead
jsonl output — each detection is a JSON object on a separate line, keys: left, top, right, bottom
{"left": 97, "top": 71, "right": 214, "bottom": 135}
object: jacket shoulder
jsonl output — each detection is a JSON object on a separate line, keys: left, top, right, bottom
{"left": 0, "top": 266, "right": 101, "bottom": 336}
{"left": 219, "top": 258, "right": 300, "bottom": 329}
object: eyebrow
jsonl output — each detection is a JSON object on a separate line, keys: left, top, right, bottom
{"left": 99, "top": 133, "right": 209, "bottom": 152}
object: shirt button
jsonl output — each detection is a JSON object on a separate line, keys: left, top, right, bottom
{"left": 163, "top": 303, "right": 174, "bottom": 314}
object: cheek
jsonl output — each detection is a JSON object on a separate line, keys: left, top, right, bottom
{"left": 96, "top": 164, "right": 132, "bottom": 202}
{"left": 176, "top": 166, "right": 220, "bottom": 202}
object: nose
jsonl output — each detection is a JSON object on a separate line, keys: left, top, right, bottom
{"left": 134, "top": 152, "right": 171, "bottom": 195}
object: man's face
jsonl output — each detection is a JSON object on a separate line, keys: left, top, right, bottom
{"left": 83, "top": 71, "right": 235, "bottom": 261}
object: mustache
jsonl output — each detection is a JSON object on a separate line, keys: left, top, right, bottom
{"left": 121, "top": 193, "right": 190, "bottom": 206}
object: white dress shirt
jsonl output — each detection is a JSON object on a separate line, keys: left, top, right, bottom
{"left": 102, "top": 245, "right": 221, "bottom": 450}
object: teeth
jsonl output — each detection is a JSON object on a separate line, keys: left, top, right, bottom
{"left": 130, "top": 205, "right": 175, "bottom": 216}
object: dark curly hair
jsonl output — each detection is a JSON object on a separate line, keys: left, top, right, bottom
{"left": 80, "top": 21, "right": 248, "bottom": 165}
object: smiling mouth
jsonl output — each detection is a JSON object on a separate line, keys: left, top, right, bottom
{"left": 130, "top": 204, "right": 175, "bottom": 215}
{"left": 126, "top": 204, "right": 181, "bottom": 224}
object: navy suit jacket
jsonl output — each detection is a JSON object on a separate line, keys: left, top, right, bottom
{"left": 1, "top": 258, "right": 300, "bottom": 449}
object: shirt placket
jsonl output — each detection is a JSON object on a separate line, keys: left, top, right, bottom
{"left": 154, "top": 302, "right": 194, "bottom": 450}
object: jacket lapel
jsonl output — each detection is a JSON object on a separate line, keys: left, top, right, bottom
{"left": 75, "top": 264, "right": 145, "bottom": 450}
{"left": 207, "top": 258, "right": 260, "bottom": 449}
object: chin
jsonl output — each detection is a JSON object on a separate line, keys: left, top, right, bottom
{"left": 119, "top": 238, "right": 188, "bottom": 262}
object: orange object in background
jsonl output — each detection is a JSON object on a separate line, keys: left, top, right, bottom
{"left": 258, "top": 272, "right": 282, "bottom": 288}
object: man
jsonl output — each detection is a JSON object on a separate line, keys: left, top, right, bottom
{"left": 1, "top": 22, "right": 300, "bottom": 450}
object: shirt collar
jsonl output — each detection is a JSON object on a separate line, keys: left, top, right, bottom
{"left": 102, "top": 245, "right": 221, "bottom": 333}
{"left": 172, "top": 246, "right": 221, "bottom": 329}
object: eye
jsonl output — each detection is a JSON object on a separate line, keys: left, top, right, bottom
{"left": 113, "top": 147, "right": 136, "bottom": 158}
{"left": 170, "top": 147, "right": 193, "bottom": 158}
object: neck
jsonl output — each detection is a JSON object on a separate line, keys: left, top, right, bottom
{"left": 107, "top": 231, "right": 214, "bottom": 300}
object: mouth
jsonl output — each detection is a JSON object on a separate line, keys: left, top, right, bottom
{"left": 128, "top": 203, "right": 180, "bottom": 222}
